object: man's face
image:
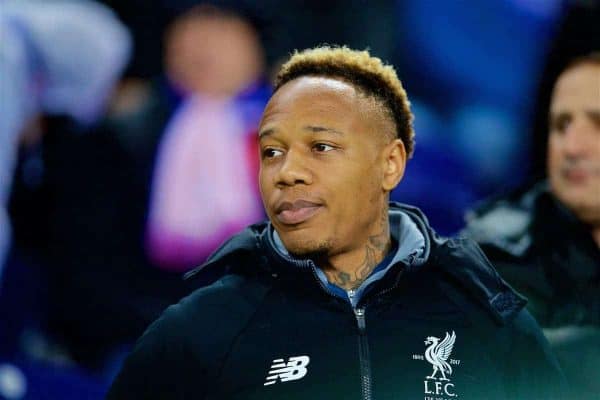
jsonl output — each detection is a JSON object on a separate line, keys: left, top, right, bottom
{"left": 548, "top": 63, "right": 600, "bottom": 224}
{"left": 258, "top": 76, "right": 404, "bottom": 257}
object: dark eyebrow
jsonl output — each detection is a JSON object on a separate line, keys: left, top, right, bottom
{"left": 302, "top": 125, "right": 345, "bottom": 136}
{"left": 550, "top": 109, "right": 600, "bottom": 121}
{"left": 259, "top": 125, "right": 345, "bottom": 139}
{"left": 258, "top": 128, "right": 274, "bottom": 139}
{"left": 549, "top": 111, "right": 570, "bottom": 119}
{"left": 586, "top": 109, "right": 600, "bottom": 119}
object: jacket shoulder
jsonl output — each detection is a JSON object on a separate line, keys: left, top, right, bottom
{"left": 182, "top": 273, "right": 271, "bottom": 330}
{"left": 163, "top": 273, "right": 272, "bottom": 353}
{"left": 431, "top": 236, "right": 527, "bottom": 325}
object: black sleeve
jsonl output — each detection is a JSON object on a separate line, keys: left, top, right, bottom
{"left": 503, "top": 309, "right": 569, "bottom": 400}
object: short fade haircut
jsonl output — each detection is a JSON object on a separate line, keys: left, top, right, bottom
{"left": 274, "top": 46, "right": 416, "bottom": 157}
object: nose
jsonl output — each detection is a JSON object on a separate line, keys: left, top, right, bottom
{"left": 562, "top": 118, "right": 593, "bottom": 156}
{"left": 275, "top": 149, "right": 312, "bottom": 187}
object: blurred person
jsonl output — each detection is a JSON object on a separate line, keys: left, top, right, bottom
{"left": 16, "top": 3, "right": 270, "bottom": 372}
{"left": 108, "top": 46, "right": 565, "bottom": 400}
{"left": 0, "top": 0, "right": 131, "bottom": 395}
{"left": 145, "top": 4, "right": 269, "bottom": 271}
{"left": 529, "top": 1, "right": 600, "bottom": 178}
{"left": 0, "top": 0, "right": 131, "bottom": 282}
{"left": 464, "top": 53, "right": 600, "bottom": 399}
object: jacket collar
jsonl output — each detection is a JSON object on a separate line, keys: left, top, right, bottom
{"left": 261, "top": 205, "right": 429, "bottom": 307}
{"left": 185, "top": 203, "right": 526, "bottom": 324}
{"left": 265, "top": 204, "right": 429, "bottom": 272}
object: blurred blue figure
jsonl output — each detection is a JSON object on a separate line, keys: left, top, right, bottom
{"left": 390, "top": 100, "right": 478, "bottom": 235}
{"left": 393, "top": 0, "right": 563, "bottom": 197}
{"left": 0, "top": 0, "right": 131, "bottom": 281}
{"left": 0, "top": 1, "right": 130, "bottom": 398}
{"left": 450, "top": 104, "right": 526, "bottom": 194}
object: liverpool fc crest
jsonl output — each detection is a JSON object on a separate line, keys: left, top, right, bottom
{"left": 424, "top": 331, "right": 456, "bottom": 381}
{"left": 412, "top": 330, "right": 461, "bottom": 399}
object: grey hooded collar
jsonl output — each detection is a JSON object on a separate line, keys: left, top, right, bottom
{"left": 266, "top": 207, "right": 428, "bottom": 272}
{"left": 264, "top": 206, "right": 429, "bottom": 307}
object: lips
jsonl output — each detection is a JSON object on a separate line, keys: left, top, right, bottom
{"left": 562, "top": 168, "right": 592, "bottom": 184}
{"left": 274, "top": 199, "right": 323, "bottom": 225}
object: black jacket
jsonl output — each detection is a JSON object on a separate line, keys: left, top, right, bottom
{"left": 108, "top": 203, "right": 565, "bottom": 400}
{"left": 464, "top": 182, "right": 600, "bottom": 399}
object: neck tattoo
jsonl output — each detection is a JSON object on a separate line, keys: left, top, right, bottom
{"left": 326, "top": 212, "right": 391, "bottom": 290}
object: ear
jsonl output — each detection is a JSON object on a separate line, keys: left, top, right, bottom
{"left": 381, "top": 139, "right": 406, "bottom": 192}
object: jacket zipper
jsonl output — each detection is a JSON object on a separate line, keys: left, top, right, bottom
{"left": 347, "top": 272, "right": 407, "bottom": 400}
{"left": 278, "top": 253, "right": 408, "bottom": 400}
{"left": 349, "top": 290, "right": 373, "bottom": 400}
{"left": 297, "top": 261, "right": 375, "bottom": 400}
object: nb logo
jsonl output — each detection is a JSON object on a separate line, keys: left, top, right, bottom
{"left": 264, "top": 356, "right": 310, "bottom": 386}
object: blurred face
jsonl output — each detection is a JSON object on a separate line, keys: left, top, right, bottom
{"left": 548, "top": 63, "right": 600, "bottom": 225}
{"left": 165, "top": 13, "right": 263, "bottom": 97}
{"left": 259, "top": 76, "right": 405, "bottom": 258}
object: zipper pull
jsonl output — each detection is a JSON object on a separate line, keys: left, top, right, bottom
{"left": 354, "top": 307, "right": 366, "bottom": 334}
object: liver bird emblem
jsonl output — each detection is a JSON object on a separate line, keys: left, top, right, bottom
{"left": 424, "top": 331, "right": 456, "bottom": 381}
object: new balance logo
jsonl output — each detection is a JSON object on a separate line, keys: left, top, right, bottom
{"left": 264, "top": 356, "right": 310, "bottom": 386}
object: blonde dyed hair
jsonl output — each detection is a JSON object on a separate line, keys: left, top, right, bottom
{"left": 275, "top": 46, "right": 415, "bottom": 157}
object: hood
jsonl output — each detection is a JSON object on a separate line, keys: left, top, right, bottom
{"left": 185, "top": 203, "right": 526, "bottom": 324}
{"left": 183, "top": 221, "right": 268, "bottom": 283}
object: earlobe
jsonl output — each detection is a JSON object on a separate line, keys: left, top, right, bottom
{"left": 382, "top": 139, "right": 406, "bottom": 191}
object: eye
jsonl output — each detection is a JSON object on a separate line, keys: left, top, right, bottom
{"left": 550, "top": 114, "right": 571, "bottom": 134}
{"left": 588, "top": 111, "right": 600, "bottom": 129}
{"left": 262, "top": 148, "right": 284, "bottom": 159}
{"left": 313, "top": 143, "right": 335, "bottom": 153}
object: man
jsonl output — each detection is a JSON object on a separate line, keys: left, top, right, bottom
{"left": 464, "top": 53, "right": 599, "bottom": 399}
{"left": 108, "top": 46, "right": 565, "bottom": 399}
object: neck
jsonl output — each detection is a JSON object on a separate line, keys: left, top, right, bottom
{"left": 321, "top": 209, "right": 392, "bottom": 290}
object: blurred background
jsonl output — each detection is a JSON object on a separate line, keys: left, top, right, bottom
{"left": 0, "top": 0, "right": 598, "bottom": 398}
